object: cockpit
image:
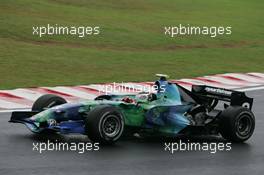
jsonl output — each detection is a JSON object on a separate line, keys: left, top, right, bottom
{"left": 121, "top": 74, "right": 196, "bottom": 105}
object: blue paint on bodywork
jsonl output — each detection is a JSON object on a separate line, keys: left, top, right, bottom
{"left": 156, "top": 80, "right": 182, "bottom": 104}
{"left": 145, "top": 80, "right": 192, "bottom": 133}
{"left": 146, "top": 105, "right": 191, "bottom": 133}
{"left": 51, "top": 120, "right": 85, "bottom": 134}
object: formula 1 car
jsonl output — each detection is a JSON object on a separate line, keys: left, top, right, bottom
{"left": 9, "top": 74, "right": 255, "bottom": 144}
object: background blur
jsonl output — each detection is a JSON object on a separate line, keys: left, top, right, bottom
{"left": 0, "top": 0, "right": 263, "bottom": 89}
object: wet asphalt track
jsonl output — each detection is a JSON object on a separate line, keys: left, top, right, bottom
{"left": 1, "top": 90, "right": 264, "bottom": 175}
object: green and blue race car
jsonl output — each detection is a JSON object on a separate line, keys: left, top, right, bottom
{"left": 9, "top": 75, "right": 255, "bottom": 144}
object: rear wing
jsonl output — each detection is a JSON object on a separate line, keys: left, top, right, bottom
{"left": 191, "top": 85, "right": 253, "bottom": 109}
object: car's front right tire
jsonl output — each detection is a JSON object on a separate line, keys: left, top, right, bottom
{"left": 32, "top": 94, "right": 67, "bottom": 111}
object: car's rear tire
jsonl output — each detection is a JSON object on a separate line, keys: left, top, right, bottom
{"left": 32, "top": 94, "right": 67, "bottom": 111}
{"left": 84, "top": 105, "right": 124, "bottom": 144}
{"left": 219, "top": 106, "right": 255, "bottom": 142}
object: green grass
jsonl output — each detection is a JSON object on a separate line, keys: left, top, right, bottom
{"left": 0, "top": 0, "right": 263, "bottom": 89}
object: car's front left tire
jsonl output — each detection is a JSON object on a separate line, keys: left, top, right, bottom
{"left": 84, "top": 105, "right": 124, "bottom": 144}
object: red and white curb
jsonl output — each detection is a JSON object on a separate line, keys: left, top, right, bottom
{"left": 0, "top": 72, "right": 264, "bottom": 111}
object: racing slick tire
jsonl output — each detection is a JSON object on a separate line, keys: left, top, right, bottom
{"left": 84, "top": 105, "right": 124, "bottom": 144}
{"left": 32, "top": 94, "right": 67, "bottom": 111}
{"left": 219, "top": 106, "right": 255, "bottom": 142}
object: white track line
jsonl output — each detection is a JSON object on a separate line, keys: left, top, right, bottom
{"left": 238, "top": 86, "right": 264, "bottom": 92}
{"left": 44, "top": 87, "right": 97, "bottom": 99}
{"left": 0, "top": 99, "right": 30, "bottom": 109}
{"left": 202, "top": 76, "right": 257, "bottom": 86}
{"left": 178, "top": 79, "right": 202, "bottom": 85}
{"left": 247, "top": 73, "right": 264, "bottom": 79}
{"left": 1, "top": 89, "right": 43, "bottom": 101}
{"left": 80, "top": 84, "right": 106, "bottom": 92}
{"left": 224, "top": 73, "right": 264, "bottom": 83}
{"left": 179, "top": 78, "right": 239, "bottom": 89}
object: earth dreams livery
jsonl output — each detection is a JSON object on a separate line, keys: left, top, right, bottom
{"left": 10, "top": 75, "right": 255, "bottom": 144}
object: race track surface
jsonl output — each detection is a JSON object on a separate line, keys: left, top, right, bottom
{"left": 0, "top": 90, "right": 264, "bottom": 175}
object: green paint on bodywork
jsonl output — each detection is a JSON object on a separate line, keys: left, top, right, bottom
{"left": 81, "top": 100, "right": 147, "bottom": 126}
{"left": 29, "top": 82, "right": 191, "bottom": 135}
